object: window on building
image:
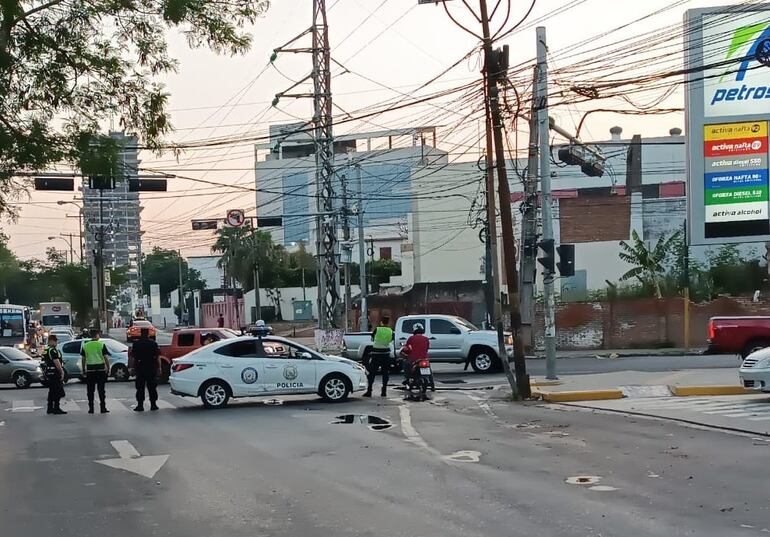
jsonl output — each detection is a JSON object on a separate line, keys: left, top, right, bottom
{"left": 380, "top": 247, "right": 392, "bottom": 260}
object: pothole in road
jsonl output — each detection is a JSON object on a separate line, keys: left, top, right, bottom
{"left": 332, "top": 414, "right": 393, "bottom": 431}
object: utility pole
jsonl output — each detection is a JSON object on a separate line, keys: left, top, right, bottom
{"left": 683, "top": 220, "right": 690, "bottom": 350}
{"left": 480, "top": 0, "right": 529, "bottom": 398}
{"left": 312, "top": 0, "right": 338, "bottom": 331}
{"left": 177, "top": 250, "right": 184, "bottom": 325}
{"left": 252, "top": 227, "right": 262, "bottom": 323}
{"left": 519, "top": 68, "right": 540, "bottom": 354}
{"left": 355, "top": 163, "right": 369, "bottom": 331}
{"left": 97, "top": 190, "right": 106, "bottom": 330}
{"left": 341, "top": 167, "right": 352, "bottom": 331}
{"left": 536, "top": 27, "right": 557, "bottom": 380}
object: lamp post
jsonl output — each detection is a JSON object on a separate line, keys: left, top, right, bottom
{"left": 57, "top": 200, "right": 84, "bottom": 261}
{"left": 47, "top": 235, "right": 75, "bottom": 264}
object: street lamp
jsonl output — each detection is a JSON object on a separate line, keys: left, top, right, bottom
{"left": 47, "top": 235, "right": 75, "bottom": 264}
{"left": 57, "top": 200, "right": 84, "bottom": 261}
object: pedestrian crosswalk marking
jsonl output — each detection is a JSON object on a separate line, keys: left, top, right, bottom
{"left": 625, "top": 396, "right": 770, "bottom": 422}
{"left": 3, "top": 398, "right": 185, "bottom": 414}
{"left": 9, "top": 400, "right": 42, "bottom": 412}
{"left": 60, "top": 399, "right": 81, "bottom": 412}
{"left": 154, "top": 399, "right": 176, "bottom": 410}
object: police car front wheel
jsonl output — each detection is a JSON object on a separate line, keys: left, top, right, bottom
{"left": 13, "top": 371, "right": 31, "bottom": 389}
{"left": 201, "top": 380, "right": 231, "bottom": 408}
{"left": 319, "top": 374, "right": 351, "bottom": 402}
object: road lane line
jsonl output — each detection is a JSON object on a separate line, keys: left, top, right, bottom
{"left": 398, "top": 405, "right": 444, "bottom": 460}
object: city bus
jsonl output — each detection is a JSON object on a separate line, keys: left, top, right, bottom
{"left": 0, "top": 304, "right": 33, "bottom": 350}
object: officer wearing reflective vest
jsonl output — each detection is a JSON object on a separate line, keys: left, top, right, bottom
{"left": 364, "top": 316, "right": 394, "bottom": 397}
{"left": 42, "top": 334, "right": 67, "bottom": 415}
{"left": 80, "top": 329, "right": 111, "bottom": 414}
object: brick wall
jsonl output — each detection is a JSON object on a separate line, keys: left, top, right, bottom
{"left": 560, "top": 196, "right": 630, "bottom": 243}
{"left": 536, "top": 296, "right": 770, "bottom": 350}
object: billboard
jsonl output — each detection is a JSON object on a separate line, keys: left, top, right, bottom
{"left": 686, "top": 5, "right": 770, "bottom": 245}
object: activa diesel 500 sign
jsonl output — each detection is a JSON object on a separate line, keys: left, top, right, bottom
{"left": 686, "top": 5, "right": 770, "bottom": 245}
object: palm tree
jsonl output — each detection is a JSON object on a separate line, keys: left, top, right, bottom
{"left": 211, "top": 223, "right": 281, "bottom": 290}
{"left": 618, "top": 230, "right": 681, "bottom": 298}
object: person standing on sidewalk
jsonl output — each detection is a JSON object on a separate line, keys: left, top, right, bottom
{"left": 364, "top": 316, "right": 394, "bottom": 398}
{"left": 131, "top": 328, "right": 161, "bottom": 412}
{"left": 42, "top": 334, "right": 67, "bottom": 415}
{"left": 80, "top": 329, "right": 111, "bottom": 414}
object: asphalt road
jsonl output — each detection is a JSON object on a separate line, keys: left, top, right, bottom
{"left": 1, "top": 378, "right": 769, "bottom": 537}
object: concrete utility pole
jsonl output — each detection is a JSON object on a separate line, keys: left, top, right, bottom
{"left": 479, "top": 0, "right": 530, "bottom": 398}
{"left": 536, "top": 27, "right": 557, "bottom": 380}
{"left": 355, "top": 163, "right": 369, "bottom": 331}
{"left": 97, "top": 190, "right": 106, "bottom": 330}
{"left": 341, "top": 168, "right": 352, "bottom": 331}
{"left": 177, "top": 250, "right": 184, "bottom": 325}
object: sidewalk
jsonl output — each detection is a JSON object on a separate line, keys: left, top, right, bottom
{"left": 530, "top": 348, "right": 708, "bottom": 360}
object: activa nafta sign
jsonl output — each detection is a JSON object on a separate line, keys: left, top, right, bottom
{"left": 686, "top": 5, "right": 770, "bottom": 245}
{"left": 704, "top": 15, "right": 770, "bottom": 117}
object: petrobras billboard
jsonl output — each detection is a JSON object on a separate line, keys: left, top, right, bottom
{"left": 703, "top": 12, "right": 770, "bottom": 117}
{"left": 686, "top": 5, "right": 770, "bottom": 245}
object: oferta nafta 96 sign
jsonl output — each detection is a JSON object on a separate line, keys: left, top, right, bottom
{"left": 686, "top": 5, "right": 770, "bottom": 245}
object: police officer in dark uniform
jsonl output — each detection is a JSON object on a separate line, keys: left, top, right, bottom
{"left": 131, "top": 327, "right": 161, "bottom": 412}
{"left": 43, "top": 334, "right": 67, "bottom": 415}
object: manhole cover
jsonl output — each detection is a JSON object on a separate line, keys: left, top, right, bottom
{"left": 565, "top": 475, "right": 601, "bottom": 485}
{"left": 331, "top": 414, "right": 393, "bottom": 431}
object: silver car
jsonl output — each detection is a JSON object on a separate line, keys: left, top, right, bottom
{"left": 0, "top": 347, "right": 44, "bottom": 388}
{"left": 59, "top": 338, "right": 131, "bottom": 382}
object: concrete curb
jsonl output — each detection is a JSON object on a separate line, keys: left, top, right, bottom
{"left": 669, "top": 385, "right": 759, "bottom": 397}
{"left": 532, "top": 389, "right": 624, "bottom": 402}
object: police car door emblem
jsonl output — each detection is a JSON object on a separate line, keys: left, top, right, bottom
{"left": 241, "top": 367, "right": 258, "bottom": 384}
{"left": 283, "top": 364, "right": 298, "bottom": 380}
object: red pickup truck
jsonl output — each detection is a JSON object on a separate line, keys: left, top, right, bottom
{"left": 129, "top": 328, "right": 239, "bottom": 382}
{"left": 707, "top": 316, "right": 770, "bottom": 358}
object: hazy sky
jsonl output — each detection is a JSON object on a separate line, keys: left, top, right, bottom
{"left": 2, "top": 0, "right": 750, "bottom": 261}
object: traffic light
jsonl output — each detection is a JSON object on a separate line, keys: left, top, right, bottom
{"left": 88, "top": 175, "right": 114, "bottom": 190}
{"left": 192, "top": 220, "right": 218, "bottom": 231}
{"left": 558, "top": 144, "right": 605, "bottom": 177}
{"left": 556, "top": 244, "right": 575, "bottom": 277}
{"left": 34, "top": 177, "right": 74, "bottom": 191}
{"left": 129, "top": 179, "right": 167, "bottom": 192}
{"left": 537, "top": 239, "right": 555, "bottom": 274}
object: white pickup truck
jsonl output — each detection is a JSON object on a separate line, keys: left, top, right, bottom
{"left": 341, "top": 314, "right": 514, "bottom": 373}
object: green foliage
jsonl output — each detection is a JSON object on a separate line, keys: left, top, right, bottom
{"left": 141, "top": 247, "right": 205, "bottom": 306}
{"left": 618, "top": 230, "right": 681, "bottom": 298}
{"left": 0, "top": 0, "right": 270, "bottom": 216}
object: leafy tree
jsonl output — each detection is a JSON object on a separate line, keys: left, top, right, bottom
{"left": 618, "top": 230, "right": 681, "bottom": 299}
{"left": 0, "top": 0, "right": 270, "bottom": 216}
{"left": 0, "top": 232, "right": 18, "bottom": 299}
{"left": 141, "top": 247, "right": 205, "bottom": 306}
{"left": 706, "top": 245, "right": 766, "bottom": 297}
{"left": 211, "top": 223, "right": 284, "bottom": 289}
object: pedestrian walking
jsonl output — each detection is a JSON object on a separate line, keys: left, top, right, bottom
{"left": 217, "top": 313, "right": 225, "bottom": 328}
{"left": 42, "top": 334, "right": 67, "bottom": 415}
{"left": 130, "top": 328, "right": 161, "bottom": 412}
{"left": 364, "top": 316, "right": 394, "bottom": 397}
{"left": 80, "top": 329, "right": 111, "bottom": 414}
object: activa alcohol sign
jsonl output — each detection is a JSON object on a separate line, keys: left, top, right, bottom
{"left": 686, "top": 5, "right": 770, "bottom": 245}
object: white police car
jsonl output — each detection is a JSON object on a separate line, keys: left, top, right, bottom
{"left": 169, "top": 335, "right": 368, "bottom": 408}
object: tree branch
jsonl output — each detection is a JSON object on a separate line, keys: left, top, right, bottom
{"left": 15, "top": 0, "right": 68, "bottom": 26}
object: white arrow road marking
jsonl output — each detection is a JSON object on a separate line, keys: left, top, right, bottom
{"left": 95, "top": 440, "right": 169, "bottom": 479}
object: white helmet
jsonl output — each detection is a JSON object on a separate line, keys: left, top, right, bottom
{"left": 256, "top": 319, "right": 266, "bottom": 327}
{"left": 413, "top": 323, "right": 425, "bottom": 334}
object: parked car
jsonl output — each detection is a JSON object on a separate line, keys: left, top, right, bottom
{"left": 706, "top": 316, "right": 770, "bottom": 358}
{"left": 126, "top": 319, "right": 157, "bottom": 342}
{"left": 59, "top": 338, "right": 132, "bottom": 382}
{"left": 342, "top": 314, "right": 514, "bottom": 373}
{"left": 128, "top": 327, "right": 239, "bottom": 383}
{"left": 169, "top": 335, "right": 368, "bottom": 408}
{"left": 0, "top": 347, "right": 44, "bottom": 388}
{"left": 739, "top": 346, "right": 770, "bottom": 392}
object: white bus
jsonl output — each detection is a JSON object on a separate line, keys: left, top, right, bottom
{"left": 0, "top": 304, "right": 33, "bottom": 350}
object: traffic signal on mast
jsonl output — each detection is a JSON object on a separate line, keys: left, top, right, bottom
{"left": 556, "top": 244, "right": 576, "bottom": 277}
{"left": 537, "top": 239, "right": 555, "bottom": 274}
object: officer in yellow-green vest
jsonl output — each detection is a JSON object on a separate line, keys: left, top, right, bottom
{"left": 364, "top": 316, "right": 394, "bottom": 397}
{"left": 80, "top": 329, "right": 111, "bottom": 414}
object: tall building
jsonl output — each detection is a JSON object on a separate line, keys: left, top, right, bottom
{"left": 82, "top": 131, "right": 142, "bottom": 284}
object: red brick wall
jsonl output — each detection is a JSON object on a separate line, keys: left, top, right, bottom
{"left": 536, "top": 296, "right": 770, "bottom": 350}
{"left": 560, "top": 196, "right": 630, "bottom": 243}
